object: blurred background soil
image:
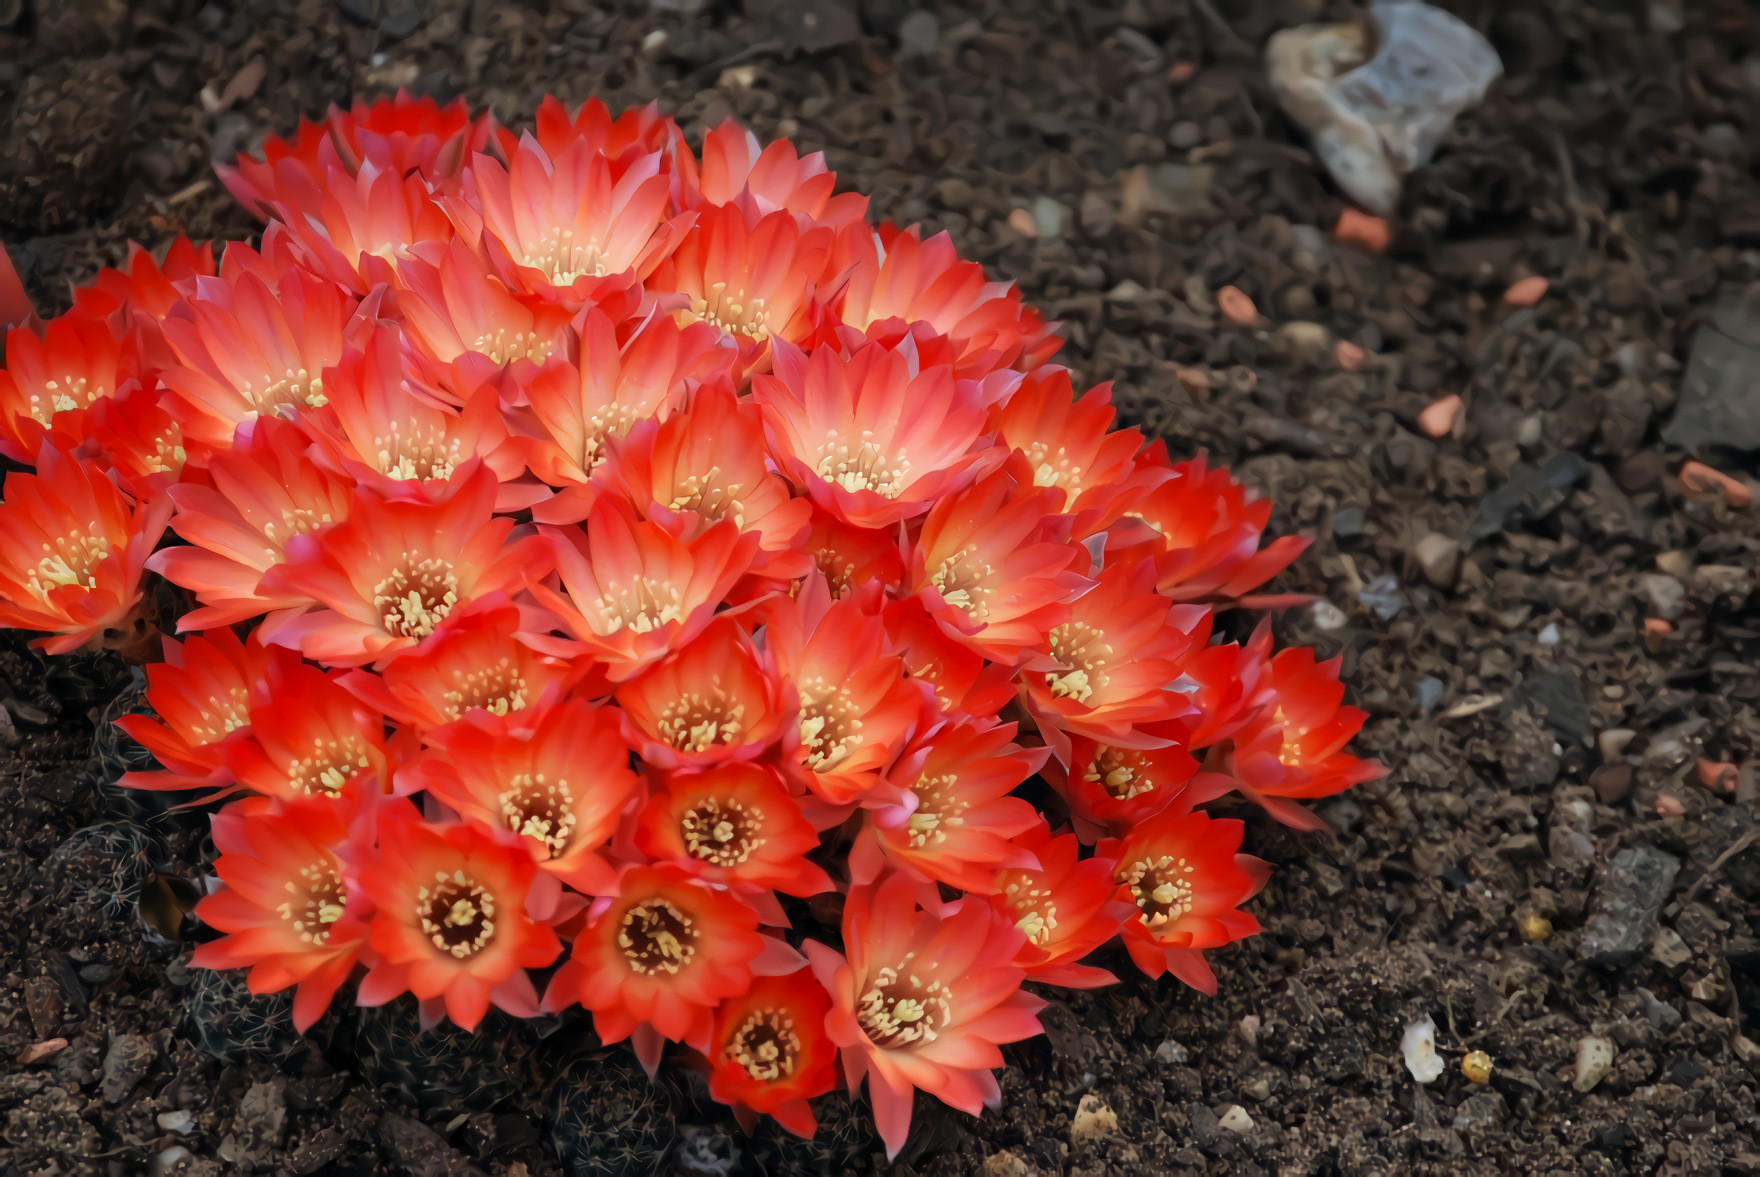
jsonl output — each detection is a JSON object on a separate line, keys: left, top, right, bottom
{"left": 4, "top": 0, "right": 1760, "bottom": 1173}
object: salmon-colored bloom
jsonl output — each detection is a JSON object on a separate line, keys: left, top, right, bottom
{"left": 614, "top": 618, "right": 787, "bottom": 771}
{"left": 270, "top": 160, "right": 457, "bottom": 293}
{"left": 0, "top": 445, "right": 171, "bottom": 653}
{"left": 544, "top": 863, "right": 782, "bottom": 1072}
{"left": 763, "top": 583, "right": 932, "bottom": 809}
{"left": 704, "top": 969, "right": 839, "bottom": 1138}
{"left": 407, "top": 698, "right": 641, "bottom": 895}
{"left": 834, "top": 224, "right": 1059, "bottom": 376}
{"left": 115, "top": 628, "right": 294, "bottom": 795}
{"left": 989, "top": 367, "right": 1144, "bottom": 525}
{"left": 518, "top": 307, "right": 732, "bottom": 505}
{"left": 801, "top": 508, "right": 905, "bottom": 599}
{"left": 337, "top": 600, "right": 579, "bottom": 732}
{"left": 804, "top": 872, "right": 1045, "bottom": 1160}
{"left": 1213, "top": 647, "right": 1384, "bottom": 830}
{"left": 148, "top": 415, "right": 356, "bottom": 630}
{"left": 88, "top": 386, "right": 190, "bottom": 499}
{"left": 1021, "top": 558, "right": 1210, "bottom": 752}
{"left": 695, "top": 118, "right": 868, "bottom": 229}
{"left": 1177, "top": 625, "right": 1278, "bottom": 751}
{"left": 1100, "top": 809, "right": 1266, "bottom": 994}
{"left": 192, "top": 795, "right": 375, "bottom": 1031}
{"left": 158, "top": 260, "right": 359, "bottom": 449}
{"left": 984, "top": 822, "right": 1133, "bottom": 989}
{"left": 849, "top": 720, "right": 1047, "bottom": 893}
{"left": 507, "top": 96, "right": 689, "bottom": 177}
{"left": 356, "top": 803, "right": 561, "bottom": 1030}
{"left": 532, "top": 496, "right": 756, "bottom": 681}
{"left": 256, "top": 466, "right": 553, "bottom": 666}
{"left": 634, "top": 762, "right": 833, "bottom": 899}
{"left": 226, "top": 660, "right": 396, "bottom": 804}
{"left": 754, "top": 336, "right": 1009, "bottom": 529}
{"left": 904, "top": 456, "right": 1086, "bottom": 663}
{"left": 599, "top": 382, "right": 811, "bottom": 575}
{"left": 0, "top": 309, "right": 139, "bottom": 461}
{"left": 884, "top": 598, "right": 1019, "bottom": 718}
{"left": 1043, "top": 718, "right": 1200, "bottom": 839}
{"left": 75, "top": 236, "right": 215, "bottom": 327}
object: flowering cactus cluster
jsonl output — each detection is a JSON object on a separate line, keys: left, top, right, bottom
{"left": 0, "top": 94, "right": 1380, "bottom": 1155}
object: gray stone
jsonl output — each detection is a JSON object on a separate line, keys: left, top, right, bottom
{"left": 99, "top": 1033, "right": 154, "bottom": 1104}
{"left": 1638, "top": 573, "right": 1686, "bottom": 620}
{"left": 1412, "top": 532, "right": 1460, "bottom": 588}
{"left": 897, "top": 9, "right": 939, "bottom": 59}
{"left": 1580, "top": 845, "right": 1682, "bottom": 967}
{"left": 1665, "top": 284, "right": 1760, "bottom": 453}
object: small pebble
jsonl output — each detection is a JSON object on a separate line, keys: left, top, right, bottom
{"left": 1030, "top": 196, "right": 1066, "bottom": 239}
{"left": 1218, "top": 1104, "right": 1255, "bottom": 1133}
{"left": 1678, "top": 459, "right": 1752, "bottom": 507}
{"left": 1070, "top": 1093, "right": 1118, "bottom": 1142}
{"left": 1309, "top": 599, "right": 1348, "bottom": 630}
{"left": 1414, "top": 677, "right": 1445, "bottom": 711}
{"left": 18, "top": 1038, "right": 68, "bottom": 1065}
{"left": 1411, "top": 532, "right": 1460, "bottom": 588}
{"left": 1574, "top": 1036, "right": 1616, "bottom": 1092}
{"left": 1237, "top": 1015, "right": 1261, "bottom": 1048}
{"left": 897, "top": 9, "right": 940, "bottom": 58}
{"left": 1333, "top": 208, "right": 1391, "bottom": 252}
{"left": 1216, "top": 285, "right": 1257, "bottom": 327}
{"left": 1655, "top": 793, "right": 1685, "bottom": 818}
{"left": 1597, "top": 728, "right": 1636, "bottom": 762}
{"left": 1537, "top": 622, "right": 1560, "bottom": 645}
{"left": 1696, "top": 758, "right": 1738, "bottom": 794}
{"left": 1402, "top": 1015, "right": 1445, "bottom": 1083}
{"left": 1333, "top": 339, "right": 1370, "bottom": 371}
{"left": 1154, "top": 1039, "right": 1188, "bottom": 1065}
{"left": 1331, "top": 507, "right": 1365, "bottom": 538}
{"left": 1502, "top": 276, "right": 1550, "bottom": 306}
{"left": 1417, "top": 393, "right": 1462, "bottom": 438}
{"left": 1167, "top": 120, "right": 1203, "bottom": 148}
{"left": 157, "top": 1109, "right": 195, "bottom": 1134}
{"left": 1005, "top": 207, "right": 1038, "bottom": 237}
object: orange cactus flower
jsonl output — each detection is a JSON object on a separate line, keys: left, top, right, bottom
{"left": 983, "top": 821, "right": 1133, "bottom": 989}
{"left": 1020, "top": 558, "right": 1211, "bottom": 752}
{"left": 833, "top": 224, "right": 1060, "bottom": 377}
{"left": 904, "top": 456, "right": 1086, "bottom": 664}
{"left": 147, "top": 414, "right": 356, "bottom": 631}
{"left": 508, "top": 96, "right": 689, "bottom": 176}
{"left": 115, "top": 628, "right": 296, "bottom": 795}
{"left": 158, "top": 260, "right": 359, "bottom": 449}
{"left": 356, "top": 803, "right": 562, "bottom": 1030}
{"left": 1176, "top": 625, "right": 1278, "bottom": 751}
{"left": 598, "top": 382, "right": 812, "bottom": 576}
{"left": 614, "top": 618, "right": 787, "bottom": 771}
{"left": 256, "top": 466, "right": 553, "bottom": 667}
{"left": 704, "top": 969, "right": 839, "bottom": 1138}
{"left": 337, "top": 600, "right": 579, "bottom": 732}
{"left": 88, "top": 386, "right": 190, "bottom": 500}
{"left": 544, "top": 863, "right": 785, "bottom": 1073}
{"left": 651, "top": 201, "right": 834, "bottom": 368}
{"left": 635, "top": 762, "right": 833, "bottom": 902}
{"left": 1218, "top": 647, "right": 1384, "bottom": 830}
{"left": 75, "top": 235, "right": 214, "bottom": 328}
{"left": 192, "top": 795, "right": 375, "bottom": 1031}
{"left": 884, "top": 598, "right": 1020, "bottom": 718}
{"left": 849, "top": 720, "right": 1048, "bottom": 893}
{"left": 406, "top": 698, "right": 642, "bottom": 895}
{"left": 0, "top": 445, "right": 171, "bottom": 653}
{"left": 1043, "top": 718, "right": 1200, "bottom": 840}
{"left": 989, "top": 367, "right": 1144, "bottom": 525}
{"left": 225, "top": 659, "right": 396, "bottom": 804}
{"left": 518, "top": 307, "right": 732, "bottom": 508}
{"left": 1100, "top": 809, "right": 1266, "bottom": 994}
{"left": 804, "top": 872, "right": 1046, "bottom": 1161}
{"left": 0, "top": 309, "right": 140, "bottom": 462}
{"left": 753, "top": 335, "right": 1008, "bottom": 530}
{"left": 763, "top": 583, "right": 933, "bottom": 809}
{"left": 1110, "top": 449, "right": 1310, "bottom": 604}
{"left": 532, "top": 496, "right": 757, "bottom": 681}
{"left": 271, "top": 159, "right": 458, "bottom": 294}
{"left": 801, "top": 507, "right": 906, "bottom": 599}
{"left": 695, "top": 117, "right": 868, "bottom": 229}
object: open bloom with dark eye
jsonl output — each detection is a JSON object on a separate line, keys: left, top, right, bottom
{"left": 1044, "top": 717, "right": 1201, "bottom": 841}
{"left": 256, "top": 465, "right": 553, "bottom": 667}
{"left": 614, "top": 618, "right": 787, "bottom": 771}
{"left": 226, "top": 660, "right": 395, "bottom": 804}
{"left": 634, "top": 762, "right": 833, "bottom": 904}
{"left": 406, "top": 698, "right": 641, "bottom": 896}
{"left": 850, "top": 720, "right": 1047, "bottom": 894}
{"left": 704, "top": 969, "right": 838, "bottom": 1139}
{"left": 356, "top": 803, "right": 561, "bottom": 1030}
{"left": 0, "top": 444, "right": 172, "bottom": 653}
{"left": 192, "top": 795, "right": 374, "bottom": 1031}
{"left": 1100, "top": 809, "right": 1267, "bottom": 995}
{"left": 805, "top": 872, "right": 1046, "bottom": 1161}
{"left": 983, "top": 821, "right": 1133, "bottom": 989}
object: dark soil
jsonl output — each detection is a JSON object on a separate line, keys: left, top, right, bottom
{"left": 5, "top": 0, "right": 1760, "bottom": 1173}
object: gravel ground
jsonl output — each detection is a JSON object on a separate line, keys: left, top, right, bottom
{"left": 4, "top": 0, "right": 1760, "bottom": 1173}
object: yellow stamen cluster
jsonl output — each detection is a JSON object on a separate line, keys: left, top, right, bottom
{"left": 617, "top": 897, "right": 697, "bottom": 975}
{"left": 680, "top": 796, "right": 764, "bottom": 867}
{"left": 858, "top": 957, "right": 950, "bottom": 1049}
{"left": 441, "top": 658, "right": 530, "bottom": 720}
{"left": 905, "top": 772, "right": 967, "bottom": 849}
{"left": 812, "top": 432, "right": 910, "bottom": 497}
{"left": 373, "top": 425, "right": 467, "bottom": 483}
{"left": 471, "top": 327, "right": 555, "bottom": 366}
{"left": 654, "top": 686, "right": 746, "bottom": 753}
{"left": 1121, "top": 854, "right": 1194, "bottom": 930}
{"left": 727, "top": 1008, "right": 800, "bottom": 1082}
{"left": 275, "top": 859, "right": 348, "bottom": 946}
{"left": 285, "top": 736, "right": 371, "bottom": 796}
{"left": 27, "top": 534, "right": 113, "bottom": 602}
{"left": 254, "top": 367, "right": 327, "bottom": 412}
{"left": 591, "top": 578, "right": 685, "bottom": 636}
{"left": 372, "top": 557, "right": 461, "bottom": 639}
{"left": 417, "top": 870, "right": 497, "bottom": 959}
{"left": 929, "top": 545, "right": 995, "bottom": 619}
{"left": 795, "top": 677, "right": 864, "bottom": 773}
{"left": 1003, "top": 877, "right": 1058, "bottom": 946}
{"left": 518, "top": 227, "right": 610, "bottom": 286}
{"left": 28, "top": 373, "right": 101, "bottom": 421}
{"left": 498, "top": 771, "right": 577, "bottom": 857}
{"left": 686, "top": 282, "right": 770, "bottom": 340}
{"left": 1044, "top": 620, "right": 1111, "bottom": 704}
{"left": 1085, "top": 746, "right": 1156, "bottom": 801}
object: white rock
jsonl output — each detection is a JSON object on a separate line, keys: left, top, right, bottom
{"left": 1154, "top": 1039, "right": 1188, "bottom": 1065}
{"left": 1598, "top": 728, "right": 1637, "bottom": 762}
{"left": 1070, "top": 1093, "right": 1118, "bottom": 1142}
{"left": 1402, "top": 1014, "right": 1446, "bottom": 1083}
{"left": 157, "top": 1109, "right": 195, "bottom": 1134}
{"left": 1218, "top": 1104, "right": 1255, "bottom": 1133}
{"left": 1265, "top": 1, "right": 1503, "bottom": 215}
{"left": 1574, "top": 1036, "right": 1616, "bottom": 1092}
{"left": 1310, "top": 599, "right": 1349, "bottom": 630}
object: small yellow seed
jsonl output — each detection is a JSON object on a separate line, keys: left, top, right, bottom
{"left": 1461, "top": 1050, "right": 1493, "bottom": 1084}
{"left": 1519, "top": 911, "right": 1553, "bottom": 942}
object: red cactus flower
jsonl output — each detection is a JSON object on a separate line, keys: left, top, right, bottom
{"left": 801, "top": 508, "right": 905, "bottom": 599}
{"left": 0, "top": 445, "right": 171, "bottom": 653}
{"left": 147, "top": 415, "right": 356, "bottom": 631}
{"left": 1177, "top": 625, "right": 1278, "bottom": 751}
{"left": 695, "top": 118, "right": 868, "bottom": 229}
{"left": 1043, "top": 717, "right": 1200, "bottom": 840}
{"left": 271, "top": 159, "right": 458, "bottom": 293}
{"left": 0, "top": 309, "right": 139, "bottom": 461}
{"left": 754, "top": 336, "right": 1009, "bottom": 530}
{"left": 833, "top": 224, "right": 1059, "bottom": 376}
{"left": 849, "top": 720, "right": 1047, "bottom": 893}
{"left": 1214, "top": 647, "right": 1384, "bottom": 830}
{"left": 532, "top": 496, "right": 756, "bottom": 681}
{"left": 115, "top": 628, "right": 294, "bottom": 794}
{"left": 1100, "top": 809, "right": 1266, "bottom": 994}
{"left": 337, "top": 600, "right": 579, "bottom": 732}
{"left": 983, "top": 821, "right": 1133, "bottom": 989}
{"left": 989, "top": 367, "right": 1144, "bottom": 524}
{"left": 256, "top": 466, "right": 553, "bottom": 666}
{"left": 509, "top": 96, "right": 689, "bottom": 177}
{"left": 75, "top": 236, "right": 214, "bottom": 332}
{"left": 192, "top": 795, "right": 375, "bottom": 1031}
{"left": 226, "top": 658, "right": 396, "bottom": 804}
{"left": 598, "top": 382, "right": 811, "bottom": 576}
{"left": 158, "top": 259, "right": 359, "bottom": 449}
{"left": 614, "top": 618, "right": 787, "bottom": 771}
{"left": 904, "top": 456, "right": 1086, "bottom": 664}
{"left": 407, "top": 698, "right": 641, "bottom": 894}
{"left": 88, "top": 386, "right": 190, "bottom": 499}
{"left": 544, "top": 863, "right": 785, "bottom": 1073}
{"left": 634, "top": 762, "right": 832, "bottom": 900}
{"left": 704, "top": 969, "right": 839, "bottom": 1138}
{"left": 884, "top": 598, "right": 1019, "bottom": 718}
{"left": 356, "top": 803, "right": 561, "bottom": 1030}
{"left": 763, "top": 583, "right": 932, "bottom": 809}
{"left": 804, "top": 872, "right": 1045, "bottom": 1161}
